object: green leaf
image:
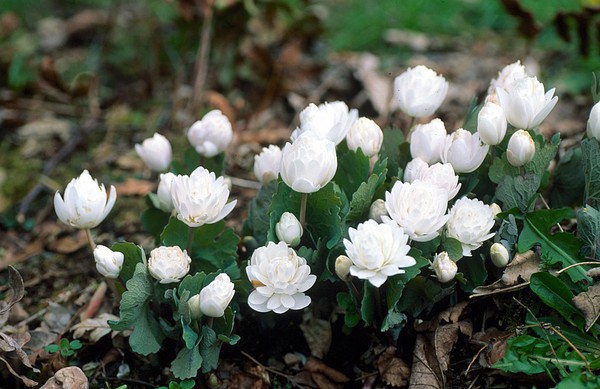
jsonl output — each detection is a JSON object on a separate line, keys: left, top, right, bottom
{"left": 495, "top": 173, "right": 541, "bottom": 213}
{"left": 549, "top": 147, "right": 585, "bottom": 207}
{"left": 489, "top": 156, "right": 519, "bottom": 184}
{"left": 576, "top": 205, "right": 600, "bottom": 259}
{"left": 69, "top": 339, "right": 82, "bottom": 350}
{"left": 554, "top": 372, "right": 600, "bottom": 389}
{"left": 457, "top": 254, "right": 487, "bottom": 292}
{"left": 45, "top": 344, "right": 59, "bottom": 354}
{"left": 530, "top": 272, "right": 586, "bottom": 331}
{"left": 171, "top": 341, "right": 203, "bottom": 379}
{"left": 200, "top": 326, "right": 221, "bottom": 373}
{"left": 109, "top": 263, "right": 164, "bottom": 355}
{"left": 141, "top": 207, "right": 171, "bottom": 240}
{"left": 397, "top": 276, "right": 452, "bottom": 317}
{"left": 334, "top": 144, "right": 371, "bottom": 198}
{"left": 242, "top": 180, "right": 278, "bottom": 246}
{"left": 442, "top": 237, "right": 463, "bottom": 261}
{"left": 179, "top": 273, "right": 207, "bottom": 297}
{"left": 360, "top": 283, "right": 377, "bottom": 327}
{"left": 346, "top": 167, "right": 387, "bottom": 223}
{"left": 112, "top": 242, "right": 146, "bottom": 284}
{"left": 379, "top": 128, "right": 405, "bottom": 179}
{"left": 518, "top": 208, "right": 590, "bottom": 284}
{"left": 581, "top": 138, "right": 600, "bottom": 206}
{"left": 336, "top": 292, "right": 360, "bottom": 329}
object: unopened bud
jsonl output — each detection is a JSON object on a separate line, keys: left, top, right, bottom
{"left": 335, "top": 255, "right": 352, "bottom": 282}
{"left": 275, "top": 212, "right": 303, "bottom": 247}
{"left": 368, "top": 199, "right": 388, "bottom": 223}
{"left": 490, "top": 203, "right": 502, "bottom": 217}
{"left": 187, "top": 294, "right": 202, "bottom": 319}
{"left": 432, "top": 251, "right": 457, "bottom": 283}
{"left": 490, "top": 242, "right": 510, "bottom": 267}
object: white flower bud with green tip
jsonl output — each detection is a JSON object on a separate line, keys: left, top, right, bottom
{"left": 253, "top": 145, "right": 282, "bottom": 184}
{"left": 431, "top": 251, "right": 457, "bottom": 283}
{"left": 157, "top": 172, "right": 175, "bottom": 213}
{"left": 187, "top": 110, "right": 233, "bottom": 157}
{"left": 490, "top": 242, "right": 510, "bottom": 267}
{"left": 394, "top": 65, "right": 448, "bottom": 118}
{"left": 187, "top": 294, "right": 202, "bottom": 320}
{"left": 368, "top": 199, "right": 388, "bottom": 223}
{"left": 199, "top": 273, "right": 235, "bottom": 318}
{"left": 335, "top": 255, "right": 352, "bottom": 282}
{"left": 346, "top": 117, "right": 383, "bottom": 157}
{"left": 490, "top": 203, "right": 502, "bottom": 217}
{"left": 54, "top": 170, "right": 117, "bottom": 229}
{"left": 134, "top": 133, "right": 172, "bottom": 172}
{"left": 343, "top": 218, "right": 415, "bottom": 287}
{"left": 93, "top": 245, "right": 124, "bottom": 279}
{"left": 291, "top": 101, "right": 358, "bottom": 145}
{"left": 280, "top": 132, "right": 337, "bottom": 194}
{"left": 477, "top": 102, "right": 507, "bottom": 146}
{"left": 446, "top": 198, "right": 495, "bottom": 257}
{"left": 409, "top": 119, "right": 447, "bottom": 164}
{"left": 441, "top": 129, "right": 489, "bottom": 174}
{"left": 506, "top": 130, "right": 535, "bottom": 167}
{"left": 275, "top": 212, "right": 303, "bottom": 247}
{"left": 587, "top": 101, "right": 600, "bottom": 142}
{"left": 246, "top": 242, "right": 316, "bottom": 314}
{"left": 170, "top": 166, "right": 237, "bottom": 228}
{"left": 148, "top": 246, "right": 191, "bottom": 284}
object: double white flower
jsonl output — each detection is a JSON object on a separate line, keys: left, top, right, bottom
{"left": 409, "top": 118, "right": 447, "bottom": 165}
{"left": 246, "top": 242, "right": 316, "bottom": 314}
{"left": 148, "top": 246, "right": 191, "bottom": 284}
{"left": 506, "top": 130, "right": 536, "bottom": 167}
{"left": 54, "top": 170, "right": 117, "bottom": 229}
{"left": 135, "top": 133, "right": 172, "bottom": 172}
{"left": 187, "top": 110, "right": 233, "bottom": 157}
{"left": 253, "top": 145, "right": 282, "bottom": 184}
{"left": 198, "top": 274, "right": 235, "bottom": 318}
{"left": 445, "top": 197, "right": 495, "bottom": 256}
{"left": 441, "top": 129, "right": 489, "bottom": 174}
{"left": 394, "top": 65, "right": 448, "bottom": 118}
{"left": 291, "top": 101, "right": 358, "bottom": 145}
{"left": 346, "top": 117, "right": 383, "bottom": 157}
{"left": 343, "top": 218, "right": 415, "bottom": 287}
{"left": 404, "top": 158, "right": 461, "bottom": 201}
{"left": 170, "top": 166, "right": 236, "bottom": 228}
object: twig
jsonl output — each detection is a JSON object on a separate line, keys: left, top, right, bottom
{"left": 192, "top": 0, "right": 214, "bottom": 111}
{"left": 469, "top": 282, "right": 530, "bottom": 299}
{"left": 556, "top": 261, "right": 600, "bottom": 275}
{"left": 95, "top": 376, "right": 155, "bottom": 387}
{"left": 240, "top": 350, "right": 294, "bottom": 381}
{"left": 227, "top": 176, "right": 261, "bottom": 190}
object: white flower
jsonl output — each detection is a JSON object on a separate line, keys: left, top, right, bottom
{"left": 93, "top": 245, "right": 124, "bottom": 279}
{"left": 343, "top": 218, "right": 415, "bottom": 287}
{"left": 54, "top": 170, "right": 117, "bottom": 229}
{"left": 441, "top": 129, "right": 489, "bottom": 174}
{"left": 431, "top": 252, "right": 457, "bottom": 283}
{"left": 587, "top": 101, "right": 600, "bottom": 141}
{"left": 403, "top": 157, "right": 429, "bottom": 182}
{"left": 148, "top": 246, "right": 191, "bottom": 284}
{"left": 496, "top": 76, "right": 558, "bottom": 129}
{"left": 246, "top": 242, "right": 316, "bottom": 314}
{"left": 490, "top": 243, "right": 510, "bottom": 267}
{"left": 280, "top": 133, "right": 337, "bottom": 193}
{"left": 346, "top": 117, "right": 383, "bottom": 157}
{"left": 368, "top": 199, "right": 388, "bottom": 223}
{"left": 170, "top": 166, "right": 237, "bottom": 228}
{"left": 335, "top": 255, "right": 352, "bottom": 282}
{"left": 506, "top": 130, "right": 535, "bottom": 167}
{"left": 275, "top": 212, "right": 303, "bottom": 247}
{"left": 418, "top": 163, "right": 461, "bottom": 201}
{"left": 187, "top": 110, "right": 233, "bottom": 157}
{"left": 409, "top": 118, "right": 447, "bottom": 164}
{"left": 487, "top": 61, "right": 527, "bottom": 96}
{"left": 385, "top": 180, "right": 449, "bottom": 242}
{"left": 290, "top": 101, "right": 358, "bottom": 145}
{"left": 187, "top": 294, "right": 202, "bottom": 319}
{"left": 394, "top": 65, "right": 448, "bottom": 118}
{"left": 157, "top": 172, "right": 175, "bottom": 213}
{"left": 445, "top": 197, "right": 495, "bottom": 256}
{"left": 198, "top": 273, "right": 235, "bottom": 317}
{"left": 134, "top": 133, "right": 172, "bottom": 172}
{"left": 477, "top": 102, "right": 507, "bottom": 146}
{"left": 253, "top": 145, "right": 282, "bottom": 184}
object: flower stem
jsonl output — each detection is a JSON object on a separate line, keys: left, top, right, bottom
{"left": 186, "top": 226, "right": 195, "bottom": 255}
{"left": 85, "top": 229, "right": 96, "bottom": 251}
{"left": 405, "top": 116, "right": 416, "bottom": 141}
{"left": 299, "top": 193, "right": 308, "bottom": 227}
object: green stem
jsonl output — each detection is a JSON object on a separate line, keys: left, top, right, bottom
{"left": 405, "top": 116, "right": 416, "bottom": 141}
{"left": 186, "top": 226, "right": 194, "bottom": 255}
{"left": 85, "top": 229, "right": 96, "bottom": 251}
{"left": 299, "top": 193, "right": 308, "bottom": 227}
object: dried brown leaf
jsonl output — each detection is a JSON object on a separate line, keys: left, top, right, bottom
{"left": 572, "top": 282, "right": 600, "bottom": 331}
{"left": 0, "top": 355, "right": 38, "bottom": 387}
{"left": 40, "top": 366, "right": 88, "bottom": 389}
{"left": 472, "top": 250, "right": 540, "bottom": 295}
{"left": 304, "top": 358, "right": 349, "bottom": 384}
{"left": 376, "top": 347, "right": 410, "bottom": 387}
{"left": 408, "top": 334, "right": 442, "bottom": 389}
{"left": 300, "top": 318, "right": 332, "bottom": 359}
{"left": 115, "top": 178, "right": 155, "bottom": 197}
{"left": 72, "top": 313, "right": 120, "bottom": 342}
{"left": 0, "top": 266, "right": 25, "bottom": 326}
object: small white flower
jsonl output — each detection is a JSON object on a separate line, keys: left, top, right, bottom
{"left": 148, "top": 246, "right": 191, "bottom": 284}
{"left": 134, "top": 133, "right": 172, "bottom": 172}
{"left": 93, "top": 245, "right": 124, "bottom": 279}
{"left": 506, "top": 130, "right": 535, "bottom": 167}
{"left": 403, "top": 158, "right": 429, "bottom": 182}
{"left": 368, "top": 199, "right": 388, "bottom": 223}
{"left": 496, "top": 76, "right": 558, "bottom": 130}
{"left": 487, "top": 61, "right": 527, "bottom": 96}
{"left": 344, "top": 218, "right": 415, "bottom": 287}
{"left": 441, "top": 129, "right": 489, "bottom": 174}
{"left": 157, "top": 172, "right": 175, "bottom": 213}
{"left": 490, "top": 242, "right": 510, "bottom": 267}
{"left": 385, "top": 180, "right": 449, "bottom": 242}
{"left": 446, "top": 197, "right": 495, "bottom": 256}
{"left": 198, "top": 273, "right": 235, "bottom": 317}
{"left": 291, "top": 101, "right": 358, "bottom": 145}
{"left": 394, "top": 65, "right": 448, "bottom": 118}
{"left": 54, "top": 170, "right": 117, "bottom": 229}
{"left": 334, "top": 255, "right": 352, "bottom": 282}
{"left": 170, "top": 167, "right": 237, "bottom": 228}
{"left": 477, "top": 102, "right": 507, "bottom": 146}
{"left": 431, "top": 252, "right": 457, "bottom": 283}
{"left": 418, "top": 163, "right": 461, "bottom": 201}
{"left": 253, "top": 145, "right": 282, "bottom": 184}
{"left": 275, "top": 212, "right": 303, "bottom": 247}
{"left": 409, "top": 118, "right": 447, "bottom": 164}
{"left": 187, "top": 110, "right": 233, "bottom": 157}
{"left": 346, "top": 117, "right": 383, "bottom": 157}
{"left": 280, "top": 132, "right": 337, "bottom": 193}
{"left": 246, "top": 242, "right": 316, "bottom": 314}
{"left": 587, "top": 101, "right": 600, "bottom": 142}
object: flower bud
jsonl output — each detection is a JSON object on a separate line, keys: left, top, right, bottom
{"left": 477, "top": 102, "right": 507, "bottom": 146}
{"left": 441, "top": 129, "right": 489, "bottom": 174}
{"left": 135, "top": 133, "right": 172, "bottom": 172}
{"left": 506, "top": 130, "right": 535, "bottom": 167}
{"left": 93, "top": 245, "right": 124, "bottom": 279}
{"left": 368, "top": 199, "right": 388, "bottom": 223}
{"left": 275, "top": 212, "right": 303, "bottom": 247}
{"left": 335, "top": 255, "right": 352, "bottom": 282}
{"left": 490, "top": 242, "right": 510, "bottom": 267}
{"left": 586, "top": 101, "right": 600, "bottom": 142}
{"left": 403, "top": 157, "right": 428, "bottom": 182}
{"left": 394, "top": 65, "right": 448, "bottom": 118}
{"left": 346, "top": 117, "right": 383, "bottom": 157}
{"left": 148, "top": 246, "right": 191, "bottom": 284}
{"left": 157, "top": 172, "right": 175, "bottom": 213}
{"left": 487, "top": 61, "right": 527, "bottom": 96}
{"left": 187, "top": 110, "right": 233, "bottom": 157}
{"left": 431, "top": 252, "right": 457, "bottom": 283}
{"left": 490, "top": 203, "right": 502, "bottom": 217}
{"left": 187, "top": 294, "right": 202, "bottom": 319}
{"left": 199, "top": 273, "right": 235, "bottom": 317}
{"left": 253, "top": 145, "right": 282, "bottom": 184}
{"left": 409, "top": 119, "right": 447, "bottom": 164}
{"left": 291, "top": 101, "right": 358, "bottom": 145}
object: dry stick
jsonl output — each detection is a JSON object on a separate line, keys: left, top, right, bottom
{"left": 240, "top": 350, "right": 294, "bottom": 381}
{"left": 191, "top": 0, "right": 214, "bottom": 111}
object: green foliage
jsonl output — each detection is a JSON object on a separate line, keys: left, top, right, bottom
{"left": 576, "top": 205, "right": 600, "bottom": 259}
{"left": 243, "top": 180, "right": 278, "bottom": 246}
{"left": 346, "top": 159, "right": 387, "bottom": 223}
{"left": 45, "top": 338, "right": 82, "bottom": 358}
{"left": 581, "top": 138, "right": 600, "bottom": 206}
{"left": 157, "top": 379, "right": 196, "bottom": 389}
{"left": 550, "top": 147, "right": 585, "bottom": 207}
{"left": 112, "top": 242, "right": 146, "bottom": 285}
{"left": 334, "top": 144, "right": 371, "bottom": 198}
{"left": 379, "top": 128, "right": 405, "bottom": 179}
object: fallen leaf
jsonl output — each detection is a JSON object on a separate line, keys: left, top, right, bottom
{"left": 300, "top": 317, "right": 332, "bottom": 359}
{"left": 40, "top": 366, "right": 88, "bottom": 389}
{"left": 115, "top": 178, "right": 155, "bottom": 197}
{"left": 572, "top": 282, "right": 600, "bottom": 331}
{"left": 376, "top": 346, "right": 410, "bottom": 387}
{"left": 304, "top": 357, "right": 349, "bottom": 384}
{"left": 72, "top": 313, "right": 120, "bottom": 342}
{"left": 47, "top": 230, "right": 88, "bottom": 254}
{"left": 0, "top": 266, "right": 25, "bottom": 326}
{"left": 408, "top": 334, "right": 442, "bottom": 389}
{"left": 472, "top": 250, "right": 540, "bottom": 295}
